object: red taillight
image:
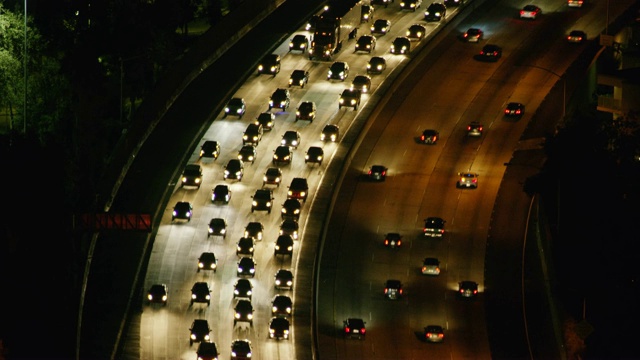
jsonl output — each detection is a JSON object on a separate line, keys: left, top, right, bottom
{"left": 423, "top": 228, "right": 427, "bottom": 232}
{"left": 426, "top": 332, "right": 431, "bottom": 337}
{"left": 384, "top": 288, "right": 388, "bottom": 293}
{"left": 460, "top": 289, "right": 464, "bottom": 293}
{"left": 381, "top": 171, "right": 386, "bottom": 176}
{"left": 399, "top": 289, "right": 403, "bottom": 294}
{"left": 520, "top": 10, "right": 525, "bottom": 15}
{"left": 567, "top": 36, "right": 571, "bottom": 40}
{"left": 504, "top": 109, "right": 510, "bottom": 114}
{"left": 515, "top": 109, "right": 521, "bottom": 114}
{"left": 361, "top": 328, "right": 366, "bottom": 334}
{"left": 463, "top": 33, "right": 468, "bottom": 38}
{"left": 440, "top": 229, "right": 445, "bottom": 233}
{"left": 384, "top": 240, "right": 389, "bottom": 245}
{"left": 368, "top": 170, "right": 372, "bottom": 175}
{"left": 472, "top": 179, "right": 477, "bottom": 183}
{"left": 467, "top": 126, "right": 471, "bottom": 130}
{"left": 479, "top": 126, "right": 483, "bottom": 131}
{"left": 474, "top": 289, "right": 478, "bottom": 294}
{"left": 420, "top": 135, "right": 425, "bottom": 140}
{"left": 438, "top": 333, "right": 444, "bottom": 338}
{"left": 397, "top": 240, "right": 402, "bottom": 246}
{"left": 422, "top": 266, "right": 427, "bottom": 272}
{"left": 345, "top": 327, "right": 350, "bottom": 333}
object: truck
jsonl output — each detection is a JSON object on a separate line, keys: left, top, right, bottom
{"left": 309, "top": 0, "right": 362, "bottom": 60}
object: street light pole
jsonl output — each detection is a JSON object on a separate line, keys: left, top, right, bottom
{"left": 24, "top": 0, "right": 27, "bottom": 133}
{"left": 519, "top": 64, "right": 566, "bottom": 120}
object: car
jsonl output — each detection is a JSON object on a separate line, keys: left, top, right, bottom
{"left": 420, "top": 129, "right": 440, "bottom": 144}
{"left": 458, "top": 280, "right": 479, "bottom": 298}
{"left": 390, "top": 36, "right": 411, "bottom": 54}
{"left": 244, "top": 221, "right": 265, "bottom": 241}
{"left": 211, "top": 184, "right": 231, "bottom": 204}
{"left": 456, "top": 172, "right": 479, "bottom": 188}
{"left": 230, "top": 339, "right": 252, "bottom": 360}
{"left": 199, "top": 140, "right": 220, "bottom": 159}
{"left": 234, "top": 299, "right": 254, "bottom": 325}
{"left": 255, "top": 112, "right": 275, "bottom": 131}
{"left": 251, "top": 189, "right": 274, "bottom": 213}
{"left": 236, "top": 237, "right": 255, "bottom": 257}
{"left": 355, "top": 35, "right": 376, "bottom": 53}
{"left": 519, "top": 4, "right": 541, "bottom": 20}
{"left": 424, "top": 2, "right": 446, "bottom": 21}
{"left": 269, "top": 88, "right": 291, "bottom": 110}
{"left": 196, "top": 341, "right": 219, "bottom": 359}
{"left": 281, "top": 130, "right": 301, "bottom": 149}
{"left": 305, "top": 146, "right": 324, "bottom": 165}
{"left": 242, "top": 123, "right": 263, "bottom": 146}
{"left": 504, "top": 102, "right": 525, "bottom": 117}
{"left": 279, "top": 219, "right": 299, "bottom": 240}
{"left": 371, "top": 0, "right": 393, "bottom": 8}
{"left": 371, "top": 19, "right": 391, "bottom": 35}
{"left": 367, "top": 165, "right": 387, "bottom": 181}
{"left": 305, "top": 14, "right": 319, "bottom": 31}
{"left": 421, "top": 257, "right": 441, "bottom": 275}
{"left": 367, "top": 56, "right": 387, "bottom": 74}
{"left": 444, "top": 0, "right": 464, "bottom": 6}
{"left": 263, "top": 167, "right": 283, "bottom": 187}
{"left": 406, "top": 24, "right": 427, "bottom": 41}
{"left": 177, "top": 166, "right": 200, "bottom": 189}
{"left": 274, "top": 269, "right": 294, "bottom": 289}
{"left": 321, "top": 124, "right": 340, "bottom": 142}
{"left": 344, "top": 318, "right": 366, "bottom": 339}
{"left": 384, "top": 279, "right": 404, "bottom": 299}
{"left": 224, "top": 159, "right": 244, "bottom": 181}
{"left": 424, "top": 325, "right": 445, "bottom": 343}
{"left": 190, "top": 282, "right": 212, "bottom": 306}
{"left": 237, "top": 257, "right": 256, "bottom": 278}
{"left": 327, "top": 61, "right": 349, "bottom": 81}
{"left": 466, "top": 121, "right": 483, "bottom": 136}
{"left": 295, "top": 101, "right": 316, "bottom": 122}
{"left": 189, "top": 319, "right": 211, "bottom": 345}
{"left": 567, "top": 30, "right": 587, "bottom": 43}
{"left": 479, "top": 44, "right": 502, "bottom": 61}
{"left": 223, "top": 97, "right": 246, "bottom": 119}
{"left": 269, "top": 317, "right": 290, "bottom": 340}
{"left": 289, "top": 69, "right": 310, "bottom": 88}
{"left": 423, "top": 217, "right": 446, "bottom": 237}
{"left": 339, "top": 89, "right": 362, "bottom": 110}
{"left": 462, "top": 27, "right": 483, "bottom": 43}
{"left": 567, "top": 0, "right": 584, "bottom": 8}
{"left": 288, "top": 177, "right": 309, "bottom": 202}
{"left": 233, "top": 279, "right": 253, "bottom": 300}
{"left": 351, "top": 74, "right": 372, "bottom": 93}
{"left": 272, "top": 295, "right": 293, "bottom": 319}
{"left": 208, "top": 218, "right": 227, "bottom": 238}
{"left": 147, "top": 284, "right": 168, "bottom": 305}
{"left": 281, "top": 198, "right": 302, "bottom": 221}
{"left": 237, "top": 145, "right": 257, "bottom": 164}
{"left": 274, "top": 234, "right": 294, "bottom": 257}
{"left": 289, "top": 34, "right": 309, "bottom": 53}
{"left": 197, "top": 252, "right": 218, "bottom": 273}
{"left": 257, "top": 53, "right": 281, "bottom": 75}
{"left": 172, "top": 201, "right": 193, "bottom": 222}
{"left": 400, "top": 0, "right": 422, "bottom": 11}
{"left": 383, "top": 232, "right": 402, "bottom": 248}
{"left": 361, "top": 4, "right": 374, "bottom": 22}
{"left": 273, "top": 145, "right": 293, "bottom": 165}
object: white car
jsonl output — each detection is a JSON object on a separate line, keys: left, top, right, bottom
{"left": 456, "top": 172, "right": 478, "bottom": 188}
{"left": 519, "top": 4, "right": 541, "bottom": 20}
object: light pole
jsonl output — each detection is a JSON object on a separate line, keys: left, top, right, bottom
{"left": 519, "top": 64, "right": 566, "bottom": 120}
{"left": 24, "top": 0, "right": 27, "bottom": 133}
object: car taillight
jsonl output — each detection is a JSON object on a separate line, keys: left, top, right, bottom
{"left": 520, "top": 10, "right": 525, "bottom": 15}
{"left": 422, "top": 266, "right": 427, "bottom": 271}
{"left": 426, "top": 332, "right": 431, "bottom": 337}
{"left": 420, "top": 135, "right": 425, "bottom": 140}
{"left": 368, "top": 170, "right": 372, "bottom": 175}
{"left": 399, "top": 289, "right": 403, "bottom": 294}
{"left": 479, "top": 126, "right": 483, "bottom": 131}
{"left": 472, "top": 179, "right": 477, "bottom": 183}
{"left": 384, "top": 288, "right": 389, "bottom": 293}
{"left": 474, "top": 289, "right": 478, "bottom": 294}
{"left": 361, "top": 328, "right": 366, "bottom": 334}
{"left": 438, "top": 333, "right": 444, "bottom": 338}
{"left": 384, "top": 240, "right": 389, "bottom": 245}
{"left": 504, "top": 109, "right": 510, "bottom": 114}
{"left": 460, "top": 289, "right": 464, "bottom": 293}
{"left": 516, "top": 109, "right": 521, "bottom": 114}
{"left": 440, "top": 229, "right": 445, "bottom": 233}
{"left": 467, "top": 126, "right": 471, "bottom": 130}
{"left": 397, "top": 240, "right": 402, "bottom": 246}
{"left": 382, "top": 171, "right": 386, "bottom": 175}
{"left": 345, "top": 327, "right": 350, "bottom": 333}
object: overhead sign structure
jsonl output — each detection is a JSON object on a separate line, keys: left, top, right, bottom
{"left": 75, "top": 213, "right": 152, "bottom": 232}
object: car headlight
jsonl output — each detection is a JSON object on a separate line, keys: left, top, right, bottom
{"left": 199, "top": 262, "right": 204, "bottom": 268}
{"left": 237, "top": 108, "right": 243, "bottom": 114}
{"left": 272, "top": 306, "right": 278, "bottom": 312}
{"left": 300, "top": 191, "right": 306, "bottom": 197}
{"left": 258, "top": 65, "right": 264, "bottom": 71}
{"left": 246, "top": 290, "right": 251, "bottom": 295}
{"left": 287, "top": 246, "right": 293, "bottom": 251}
{"left": 435, "top": 11, "right": 441, "bottom": 16}
{"left": 237, "top": 246, "right": 242, "bottom": 252}
{"left": 377, "top": 64, "right": 383, "bottom": 70}
{"left": 182, "top": 177, "right": 187, "bottom": 182}
{"left": 275, "top": 279, "right": 281, "bottom": 285}
{"left": 249, "top": 268, "right": 255, "bottom": 273}
{"left": 275, "top": 245, "right": 280, "bottom": 250}
{"left": 331, "top": 134, "right": 337, "bottom": 141}
{"left": 284, "top": 155, "right": 290, "bottom": 160}
{"left": 238, "top": 267, "right": 243, "bottom": 272}
{"left": 281, "top": 139, "right": 286, "bottom": 145}
{"left": 281, "top": 208, "right": 286, "bottom": 213}
{"left": 191, "top": 334, "right": 197, "bottom": 340}
{"left": 225, "top": 107, "right": 230, "bottom": 112}
{"left": 406, "top": 30, "right": 410, "bottom": 36}
{"left": 266, "top": 202, "right": 271, "bottom": 207}
{"left": 224, "top": 170, "right": 229, "bottom": 175}
{"left": 147, "top": 294, "right": 153, "bottom": 300}
{"left": 236, "top": 171, "right": 241, "bottom": 176}
{"left": 252, "top": 201, "right": 257, "bottom": 206}
{"left": 204, "top": 334, "right": 210, "bottom": 341}
{"left": 350, "top": 99, "right": 356, "bottom": 105}
{"left": 243, "top": 135, "right": 248, "bottom": 140}
{"left": 247, "top": 314, "right": 253, "bottom": 319}
{"left": 172, "top": 211, "right": 177, "bottom": 216}
{"left": 269, "top": 100, "right": 274, "bottom": 106}
{"left": 328, "top": 70, "right": 333, "bottom": 77}
{"left": 192, "top": 294, "right": 197, "bottom": 299}
{"left": 321, "top": 134, "right": 326, "bottom": 140}
{"left": 294, "top": 209, "right": 300, "bottom": 214}
{"left": 234, "top": 289, "right": 239, "bottom": 295}
{"left": 235, "top": 313, "right": 241, "bottom": 319}
{"left": 299, "top": 80, "right": 304, "bottom": 85}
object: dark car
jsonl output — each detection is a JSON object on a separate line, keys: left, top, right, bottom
{"left": 424, "top": 2, "right": 446, "bottom": 21}
{"left": 172, "top": 201, "right": 193, "bottom": 222}
{"left": 305, "top": 146, "right": 324, "bottom": 165}
{"left": 288, "top": 177, "right": 309, "bottom": 202}
{"left": 384, "top": 279, "right": 404, "bottom": 299}
{"left": 189, "top": 319, "right": 211, "bottom": 345}
{"left": 181, "top": 164, "right": 203, "bottom": 188}
{"left": 244, "top": 221, "right": 265, "bottom": 241}
{"left": 255, "top": 112, "right": 275, "bottom": 131}
{"left": 371, "top": 0, "right": 393, "bottom": 8}
{"left": 274, "top": 269, "right": 294, "bottom": 289}
{"left": 196, "top": 341, "right": 219, "bottom": 359}
{"left": 295, "top": 101, "right": 316, "bottom": 122}
{"left": 233, "top": 278, "right": 253, "bottom": 300}
{"left": 269, "top": 317, "right": 290, "bottom": 340}
{"left": 305, "top": 14, "right": 319, "bottom": 31}
{"left": 444, "top": 0, "right": 464, "bottom": 6}
{"left": 224, "top": 159, "right": 244, "bottom": 181}
{"left": 406, "top": 24, "right": 427, "bottom": 41}
{"left": 361, "top": 4, "right": 374, "bottom": 22}
{"left": 420, "top": 129, "right": 440, "bottom": 144}
{"left": 237, "top": 145, "right": 257, "bottom": 164}
{"left": 273, "top": 145, "right": 293, "bottom": 165}
{"left": 257, "top": 53, "right": 281, "bottom": 75}
{"left": 367, "top": 56, "right": 387, "bottom": 74}
{"left": 424, "top": 325, "right": 445, "bottom": 343}
{"left": 321, "top": 124, "right": 340, "bottom": 142}
{"left": 236, "top": 237, "right": 255, "bottom": 257}
{"left": 274, "top": 234, "right": 294, "bottom": 257}
{"left": 367, "top": 165, "right": 388, "bottom": 181}
{"left": 242, "top": 123, "right": 263, "bottom": 146}
{"left": 263, "top": 167, "right": 283, "bottom": 187}
{"left": 567, "top": 30, "right": 587, "bottom": 43}
{"left": 197, "top": 252, "right": 218, "bottom": 273}
{"left": 272, "top": 294, "right": 293, "bottom": 317}
{"left": 327, "top": 61, "right": 350, "bottom": 81}
{"left": 289, "top": 69, "right": 310, "bottom": 88}
{"left": 237, "top": 257, "right": 256, "bottom": 278}
{"left": 466, "top": 121, "right": 483, "bottom": 137}
{"left": 223, "top": 97, "right": 246, "bottom": 119}
{"left": 479, "top": 44, "right": 502, "bottom": 61}
{"left": 281, "top": 198, "right": 302, "bottom": 221}
{"left": 279, "top": 219, "right": 299, "bottom": 240}
{"left": 269, "top": 88, "right": 291, "bottom": 110}
{"left": 504, "top": 102, "right": 525, "bottom": 117}
{"left": 200, "top": 140, "right": 220, "bottom": 159}
{"left": 371, "top": 19, "right": 391, "bottom": 35}
{"left": 289, "top": 34, "right": 309, "bottom": 53}
{"left": 344, "top": 318, "right": 366, "bottom": 339}
{"left": 190, "top": 282, "right": 212, "bottom": 306}
{"left": 230, "top": 339, "right": 252, "bottom": 360}
{"left": 339, "top": 89, "right": 361, "bottom": 110}
{"left": 463, "top": 27, "right": 483, "bottom": 43}
{"left": 423, "top": 217, "right": 446, "bottom": 237}
{"left": 234, "top": 299, "right": 254, "bottom": 325}
{"left": 355, "top": 35, "right": 376, "bottom": 53}
{"left": 351, "top": 74, "right": 372, "bottom": 93}
{"left": 400, "top": 0, "right": 422, "bottom": 11}
{"left": 281, "top": 130, "right": 301, "bottom": 149}
{"left": 208, "top": 218, "right": 227, "bottom": 238}
{"left": 458, "top": 280, "right": 479, "bottom": 298}
{"left": 390, "top": 36, "right": 411, "bottom": 54}
{"left": 147, "top": 284, "right": 168, "bottom": 305}
{"left": 251, "top": 189, "right": 274, "bottom": 213}
{"left": 383, "top": 232, "right": 402, "bottom": 248}
{"left": 211, "top": 184, "right": 231, "bottom": 204}
{"left": 421, "top": 257, "right": 441, "bottom": 275}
